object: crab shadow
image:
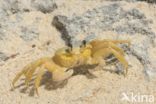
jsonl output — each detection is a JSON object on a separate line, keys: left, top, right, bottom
{"left": 72, "top": 64, "right": 98, "bottom": 78}
{"left": 11, "top": 64, "right": 99, "bottom": 96}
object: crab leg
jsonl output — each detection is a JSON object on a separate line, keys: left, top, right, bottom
{"left": 25, "top": 67, "right": 37, "bottom": 87}
{"left": 92, "top": 47, "right": 128, "bottom": 75}
{"left": 12, "top": 69, "right": 27, "bottom": 88}
{"left": 109, "top": 42, "right": 125, "bottom": 55}
{"left": 91, "top": 40, "right": 130, "bottom": 53}
{"left": 92, "top": 42, "right": 125, "bottom": 56}
{"left": 24, "top": 58, "right": 47, "bottom": 87}
{"left": 109, "top": 48, "right": 128, "bottom": 75}
{"left": 108, "top": 40, "right": 131, "bottom": 47}
{"left": 34, "top": 65, "right": 45, "bottom": 95}
{"left": 24, "top": 58, "right": 55, "bottom": 88}
{"left": 95, "top": 39, "right": 131, "bottom": 46}
{"left": 12, "top": 57, "right": 50, "bottom": 87}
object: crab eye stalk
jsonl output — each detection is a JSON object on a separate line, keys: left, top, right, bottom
{"left": 66, "top": 43, "right": 73, "bottom": 53}
{"left": 82, "top": 40, "right": 86, "bottom": 46}
{"left": 80, "top": 40, "right": 87, "bottom": 48}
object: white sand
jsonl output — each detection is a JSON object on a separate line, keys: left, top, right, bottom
{"left": 0, "top": 1, "right": 156, "bottom": 104}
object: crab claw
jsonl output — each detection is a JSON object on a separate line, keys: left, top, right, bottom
{"left": 52, "top": 69, "right": 73, "bottom": 82}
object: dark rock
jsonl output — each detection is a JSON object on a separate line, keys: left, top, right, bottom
{"left": 138, "top": 0, "right": 156, "bottom": 3}
{"left": 52, "top": 15, "right": 71, "bottom": 45}
{"left": 53, "top": 3, "right": 155, "bottom": 45}
{"left": 0, "top": 0, "right": 57, "bottom": 14}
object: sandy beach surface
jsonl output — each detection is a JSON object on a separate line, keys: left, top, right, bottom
{"left": 0, "top": 0, "right": 156, "bottom": 104}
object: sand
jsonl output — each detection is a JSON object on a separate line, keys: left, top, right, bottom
{"left": 0, "top": 0, "right": 156, "bottom": 104}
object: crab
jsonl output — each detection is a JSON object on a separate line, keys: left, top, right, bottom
{"left": 12, "top": 39, "right": 130, "bottom": 95}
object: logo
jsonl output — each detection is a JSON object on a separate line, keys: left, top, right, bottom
{"left": 121, "top": 92, "right": 154, "bottom": 103}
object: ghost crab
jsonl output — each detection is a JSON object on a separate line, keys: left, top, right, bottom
{"left": 12, "top": 39, "right": 130, "bottom": 95}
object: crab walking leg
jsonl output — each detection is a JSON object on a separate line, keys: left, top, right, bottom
{"left": 94, "top": 39, "right": 131, "bottom": 46}
{"left": 109, "top": 42, "right": 125, "bottom": 55}
{"left": 91, "top": 48, "right": 111, "bottom": 66}
{"left": 24, "top": 59, "right": 46, "bottom": 87}
{"left": 12, "top": 64, "right": 35, "bottom": 87}
{"left": 25, "top": 67, "right": 38, "bottom": 87}
{"left": 91, "top": 40, "right": 130, "bottom": 53}
{"left": 109, "top": 48, "right": 128, "bottom": 75}
{"left": 91, "top": 39, "right": 130, "bottom": 44}
{"left": 106, "top": 40, "right": 131, "bottom": 47}
{"left": 12, "top": 69, "right": 27, "bottom": 88}
{"left": 92, "top": 43, "right": 125, "bottom": 56}
{"left": 92, "top": 47, "right": 128, "bottom": 75}
{"left": 12, "top": 57, "right": 51, "bottom": 87}
{"left": 12, "top": 64, "right": 34, "bottom": 87}
{"left": 34, "top": 65, "right": 45, "bottom": 95}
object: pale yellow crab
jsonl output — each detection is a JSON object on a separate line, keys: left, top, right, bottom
{"left": 12, "top": 39, "right": 130, "bottom": 95}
